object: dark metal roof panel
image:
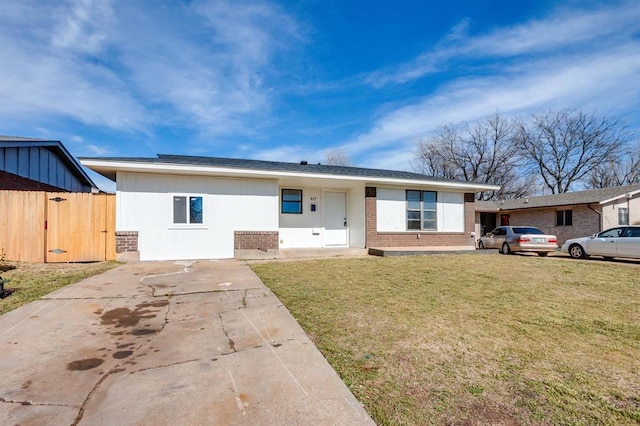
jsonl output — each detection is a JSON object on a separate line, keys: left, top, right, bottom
{"left": 0, "top": 136, "right": 97, "bottom": 191}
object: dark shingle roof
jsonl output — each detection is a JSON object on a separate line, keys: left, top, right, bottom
{"left": 80, "top": 153, "right": 489, "bottom": 186}
{"left": 478, "top": 183, "right": 640, "bottom": 211}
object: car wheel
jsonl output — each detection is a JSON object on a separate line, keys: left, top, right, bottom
{"left": 501, "top": 243, "right": 511, "bottom": 255}
{"left": 478, "top": 240, "right": 485, "bottom": 249}
{"left": 538, "top": 252, "right": 549, "bottom": 257}
{"left": 568, "top": 244, "right": 585, "bottom": 259}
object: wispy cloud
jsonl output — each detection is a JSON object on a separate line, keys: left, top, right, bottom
{"left": 51, "top": 0, "right": 115, "bottom": 54}
{"left": 344, "top": 1, "right": 640, "bottom": 170}
{"left": 365, "top": 1, "right": 640, "bottom": 88}
{"left": 0, "top": 0, "right": 301, "bottom": 138}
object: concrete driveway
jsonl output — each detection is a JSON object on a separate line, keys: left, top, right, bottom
{"left": 0, "top": 260, "right": 373, "bottom": 425}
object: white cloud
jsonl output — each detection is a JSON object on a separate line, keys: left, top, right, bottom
{"left": 0, "top": 0, "right": 301, "bottom": 137}
{"left": 344, "top": 42, "right": 640, "bottom": 171}
{"left": 51, "top": 0, "right": 115, "bottom": 54}
{"left": 366, "top": 0, "right": 640, "bottom": 87}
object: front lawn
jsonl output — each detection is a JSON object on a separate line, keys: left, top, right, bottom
{"left": 252, "top": 255, "right": 640, "bottom": 425}
{"left": 0, "top": 261, "right": 117, "bottom": 315}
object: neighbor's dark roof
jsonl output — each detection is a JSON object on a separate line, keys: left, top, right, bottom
{"left": 80, "top": 154, "right": 492, "bottom": 186}
{"left": 0, "top": 135, "right": 97, "bottom": 189}
{"left": 477, "top": 183, "right": 640, "bottom": 211}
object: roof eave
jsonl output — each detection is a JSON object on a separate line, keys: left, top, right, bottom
{"left": 2, "top": 138, "right": 98, "bottom": 189}
{"left": 599, "top": 189, "right": 640, "bottom": 205}
{"left": 80, "top": 159, "right": 501, "bottom": 193}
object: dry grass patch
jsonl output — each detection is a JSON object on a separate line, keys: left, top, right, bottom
{"left": 252, "top": 254, "right": 640, "bottom": 425}
{"left": 0, "top": 261, "right": 117, "bottom": 315}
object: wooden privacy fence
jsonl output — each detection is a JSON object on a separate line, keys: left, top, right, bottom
{"left": 0, "top": 191, "right": 116, "bottom": 263}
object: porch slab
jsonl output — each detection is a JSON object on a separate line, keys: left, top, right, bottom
{"left": 278, "top": 248, "right": 368, "bottom": 259}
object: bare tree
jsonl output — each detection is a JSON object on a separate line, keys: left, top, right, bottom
{"left": 585, "top": 141, "right": 640, "bottom": 188}
{"left": 324, "top": 149, "right": 351, "bottom": 166}
{"left": 413, "top": 113, "right": 532, "bottom": 200}
{"left": 515, "top": 110, "right": 629, "bottom": 193}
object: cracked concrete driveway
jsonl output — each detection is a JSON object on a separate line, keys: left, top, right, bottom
{"left": 0, "top": 260, "right": 373, "bottom": 425}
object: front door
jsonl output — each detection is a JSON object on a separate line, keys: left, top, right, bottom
{"left": 324, "top": 192, "right": 347, "bottom": 246}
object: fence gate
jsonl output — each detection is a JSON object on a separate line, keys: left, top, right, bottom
{"left": 0, "top": 191, "right": 115, "bottom": 263}
{"left": 45, "top": 193, "right": 116, "bottom": 263}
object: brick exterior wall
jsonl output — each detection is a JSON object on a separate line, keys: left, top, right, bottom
{"left": 234, "top": 231, "right": 279, "bottom": 250}
{"left": 115, "top": 231, "right": 139, "bottom": 253}
{"left": 365, "top": 187, "right": 476, "bottom": 247}
{"left": 505, "top": 204, "right": 601, "bottom": 245}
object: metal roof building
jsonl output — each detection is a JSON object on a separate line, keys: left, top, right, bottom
{"left": 0, "top": 136, "right": 97, "bottom": 192}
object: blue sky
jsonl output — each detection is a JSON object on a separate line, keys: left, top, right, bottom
{"left": 1, "top": 0, "right": 639, "bottom": 191}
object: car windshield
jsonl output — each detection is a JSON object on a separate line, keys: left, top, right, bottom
{"left": 512, "top": 227, "right": 544, "bottom": 235}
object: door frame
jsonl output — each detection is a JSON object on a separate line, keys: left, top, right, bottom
{"left": 322, "top": 191, "right": 348, "bottom": 247}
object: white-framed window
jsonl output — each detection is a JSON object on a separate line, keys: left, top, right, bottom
{"left": 406, "top": 190, "right": 437, "bottom": 230}
{"left": 173, "top": 195, "right": 203, "bottom": 224}
{"left": 281, "top": 189, "right": 303, "bottom": 214}
{"left": 618, "top": 207, "right": 629, "bottom": 225}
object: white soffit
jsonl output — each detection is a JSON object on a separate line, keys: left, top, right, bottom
{"left": 80, "top": 159, "right": 501, "bottom": 193}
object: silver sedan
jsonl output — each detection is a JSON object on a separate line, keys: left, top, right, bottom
{"left": 479, "top": 226, "right": 558, "bottom": 256}
{"left": 562, "top": 225, "right": 640, "bottom": 260}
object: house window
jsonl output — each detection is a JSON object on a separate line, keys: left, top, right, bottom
{"left": 282, "top": 189, "right": 303, "bottom": 214}
{"left": 618, "top": 207, "right": 629, "bottom": 225}
{"left": 556, "top": 210, "right": 573, "bottom": 226}
{"left": 173, "top": 196, "right": 203, "bottom": 224}
{"left": 407, "top": 190, "right": 437, "bottom": 230}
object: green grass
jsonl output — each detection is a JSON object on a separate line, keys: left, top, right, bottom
{"left": 0, "top": 261, "right": 117, "bottom": 315}
{"left": 252, "top": 255, "right": 640, "bottom": 425}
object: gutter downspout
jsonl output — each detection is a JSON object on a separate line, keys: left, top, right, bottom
{"left": 587, "top": 203, "right": 602, "bottom": 232}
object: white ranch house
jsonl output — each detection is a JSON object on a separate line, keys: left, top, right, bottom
{"left": 81, "top": 155, "right": 499, "bottom": 261}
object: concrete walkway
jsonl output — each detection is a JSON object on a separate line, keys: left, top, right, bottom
{"left": 0, "top": 260, "right": 374, "bottom": 425}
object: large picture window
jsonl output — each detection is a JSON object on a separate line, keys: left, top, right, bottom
{"left": 282, "top": 189, "right": 303, "bottom": 214}
{"left": 173, "top": 196, "right": 203, "bottom": 224}
{"left": 407, "top": 190, "right": 437, "bottom": 230}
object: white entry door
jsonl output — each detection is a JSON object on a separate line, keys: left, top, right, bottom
{"left": 324, "top": 192, "right": 347, "bottom": 246}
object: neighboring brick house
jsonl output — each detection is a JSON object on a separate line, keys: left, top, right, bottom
{"left": 0, "top": 136, "right": 97, "bottom": 192}
{"left": 80, "top": 155, "right": 499, "bottom": 261}
{"left": 476, "top": 183, "right": 640, "bottom": 245}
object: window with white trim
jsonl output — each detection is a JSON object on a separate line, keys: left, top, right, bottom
{"left": 619, "top": 207, "right": 629, "bottom": 225}
{"left": 173, "top": 196, "right": 203, "bottom": 224}
{"left": 281, "top": 189, "right": 303, "bottom": 214}
{"left": 407, "top": 190, "right": 437, "bottom": 230}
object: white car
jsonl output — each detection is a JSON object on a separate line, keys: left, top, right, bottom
{"left": 562, "top": 225, "right": 640, "bottom": 260}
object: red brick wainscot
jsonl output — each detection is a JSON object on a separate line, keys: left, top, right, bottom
{"left": 115, "top": 231, "right": 139, "bottom": 261}
{"left": 365, "top": 187, "right": 476, "bottom": 248}
{"left": 234, "top": 231, "right": 279, "bottom": 259}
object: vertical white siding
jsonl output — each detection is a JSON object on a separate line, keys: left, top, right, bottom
{"left": 376, "top": 188, "right": 406, "bottom": 232}
{"left": 376, "top": 187, "right": 465, "bottom": 232}
{"left": 348, "top": 186, "right": 366, "bottom": 248}
{"left": 279, "top": 187, "right": 324, "bottom": 248}
{"left": 117, "top": 172, "right": 278, "bottom": 260}
{"left": 438, "top": 192, "right": 465, "bottom": 232}
{"left": 278, "top": 186, "right": 362, "bottom": 248}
